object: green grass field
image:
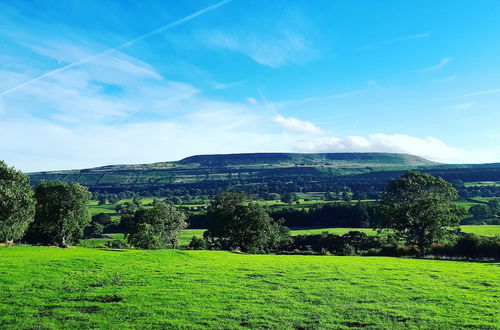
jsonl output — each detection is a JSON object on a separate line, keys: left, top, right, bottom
{"left": 461, "top": 225, "right": 500, "bottom": 237}
{"left": 0, "top": 246, "right": 498, "bottom": 329}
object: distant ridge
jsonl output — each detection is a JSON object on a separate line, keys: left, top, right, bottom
{"left": 177, "top": 152, "right": 438, "bottom": 167}
{"left": 27, "top": 152, "right": 500, "bottom": 194}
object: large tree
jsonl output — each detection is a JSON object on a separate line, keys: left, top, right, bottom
{"left": 126, "top": 202, "right": 187, "bottom": 249}
{"left": 204, "top": 192, "right": 291, "bottom": 253}
{"left": 377, "top": 171, "right": 465, "bottom": 256}
{"left": 26, "top": 181, "right": 91, "bottom": 247}
{"left": 0, "top": 161, "right": 35, "bottom": 244}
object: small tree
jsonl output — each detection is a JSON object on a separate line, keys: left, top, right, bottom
{"left": 0, "top": 161, "right": 36, "bottom": 244}
{"left": 126, "top": 202, "right": 187, "bottom": 249}
{"left": 84, "top": 213, "right": 112, "bottom": 237}
{"left": 469, "top": 204, "right": 492, "bottom": 219}
{"left": 281, "top": 192, "right": 298, "bottom": 204}
{"left": 204, "top": 192, "right": 291, "bottom": 253}
{"left": 377, "top": 171, "right": 465, "bottom": 256}
{"left": 341, "top": 191, "right": 352, "bottom": 202}
{"left": 26, "top": 181, "right": 92, "bottom": 247}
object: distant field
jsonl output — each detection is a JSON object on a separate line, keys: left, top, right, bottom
{"left": 464, "top": 181, "right": 500, "bottom": 187}
{"left": 290, "top": 227, "right": 378, "bottom": 236}
{"left": 0, "top": 247, "right": 497, "bottom": 328}
{"left": 461, "top": 225, "right": 500, "bottom": 237}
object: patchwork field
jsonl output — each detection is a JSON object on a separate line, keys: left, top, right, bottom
{"left": 0, "top": 247, "right": 498, "bottom": 329}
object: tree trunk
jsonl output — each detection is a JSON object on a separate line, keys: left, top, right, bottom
{"left": 417, "top": 235, "right": 426, "bottom": 258}
{"left": 5, "top": 239, "right": 14, "bottom": 246}
{"left": 60, "top": 236, "right": 70, "bottom": 248}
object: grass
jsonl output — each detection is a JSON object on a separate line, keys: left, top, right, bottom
{"left": 464, "top": 181, "right": 500, "bottom": 187}
{"left": 461, "top": 225, "right": 500, "bottom": 237}
{"left": 0, "top": 246, "right": 498, "bottom": 329}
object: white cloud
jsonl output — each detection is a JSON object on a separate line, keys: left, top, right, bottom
{"left": 420, "top": 57, "right": 452, "bottom": 71}
{"left": 293, "top": 133, "right": 497, "bottom": 164}
{"left": 246, "top": 97, "right": 258, "bottom": 105}
{"left": 459, "top": 88, "right": 500, "bottom": 98}
{"left": 200, "top": 29, "right": 319, "bottom": 68}
{"left": 273, "top": 115, "right": 324, "bottom": 135}
{"left": 360, "top": 32, "right": 430, "bottom": 51}
{"left": 450, "top": 102, "right": 474, "bottom": 110}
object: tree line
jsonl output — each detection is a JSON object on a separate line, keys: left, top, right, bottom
{"left": 2, "top": 160, "right": 498, "bottom": 259}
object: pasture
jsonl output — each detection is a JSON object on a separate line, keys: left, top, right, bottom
{"left": 0, "top": 246, "right": 498, "bottom": 329}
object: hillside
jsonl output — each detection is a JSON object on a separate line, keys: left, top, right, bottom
{"left": 27, "top": 152, "right": 500, "bottom": 195}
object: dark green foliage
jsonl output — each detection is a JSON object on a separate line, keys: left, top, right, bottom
{"left": 125, "top": 202, "right": 187, "bottom": 249}
{"left": 270, "top": 202, "right": 375, "bottom": 228}
{"left": 105, "top": 239, "right": 130, "bottom": 249}
{"left": 430, "top": 234, "right": 500, "bottom": 259}
{"left": 377, "top": 171, "right": 466, "bottom": 256}
{"left": 204, "top": 192, "right": 291, "bottom": 253}
{"left": 469, "top": 204, "right": 492, "bottom": 219}
{"left": 26, "top": 181, "right": 91, "bottom": 247}
{"left": 188, "top": 236, "right": 207, "bottom": 250}
{"left": 84, "top": 213, "right": 112, "bottom": 237}
{"left": 0, "top": 161, "right": 35, "bottom": 243}
{"left": 341, "top": 191, "right": 352, "bottom": 202}
{"left": 289, "top": 231, "right": 379, "bottom": 255}
{"left": 281, "top": 192, "right": 298, "bottom": 204}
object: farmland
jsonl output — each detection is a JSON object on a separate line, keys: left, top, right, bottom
{"left": 0, "top": 246, "right": 498, "bottom": 329}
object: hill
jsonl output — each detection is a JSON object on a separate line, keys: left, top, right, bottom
{"left": 27, "top": 152, "right": 500, "bottom": 196}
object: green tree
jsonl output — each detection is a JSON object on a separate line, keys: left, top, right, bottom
{"left": 468, "top": 204, "right": 492, "bottom": 219}
{"left": 204, "top": 192, "right": 291, "bottom": 253}
{"left": 84, "top": 213, "right": 113, "bottom": 237}
{"left": 0, "top": 161, "right": 35, "bottom": 244}
{"left": 281, "top": 192, "right": 298, "bottom": 204}
{"left": 341, "top": 191, "right": 352, "bottom": 202}
{"left": 26, "top": 181, "right": 91, "bottom": 247}
{"left": 126, "top": 202, "right": 187, "bottom": 249}
{"left": 377, "top": 171, "right": 465, "bottom": 256}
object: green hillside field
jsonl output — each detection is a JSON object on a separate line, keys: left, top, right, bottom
{"left": 0, "top": 246, "right": 498, "bottom": 329}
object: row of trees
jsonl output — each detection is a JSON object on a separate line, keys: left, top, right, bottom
{"left": 0, "top": 161, "right": 91, "bottom": 247}
{"left": 1, "top": 159, "right": 475, "bottom": 257}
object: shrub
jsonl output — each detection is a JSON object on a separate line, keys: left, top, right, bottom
{"left": 105, "top": 240, "right": 130, "bottom": 249}
{"left": 188, "top": 236, "right": 207, "bottom": 250}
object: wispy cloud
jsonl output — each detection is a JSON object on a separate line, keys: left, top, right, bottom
{"left": 246, "top": 97, "right": 258, "bottom": 105}
{"left": 431, "top": 74, "right": 459, "bottom": 83}
{"left": 420, "top": 57, "right": 452, "bottom": 71}
{"left": 458, "top": 88, "right": 500, "bottom": 98}
{"left": 0, "top": 0, "right": 232, "bottom": 97}
{"left": 213, "top": 80, "right": 245, "bottom": 90}
{"left": 273, "top": 115, "right": 324, "bottom": 135}
{"left": 360, "top": 32, "right": 430, "bottom": 51}
{"left": 199, "top": 29, "right": 319, "bottom": 68}
{"left": 449, "top": 102, "right": 474, "bottom": 110}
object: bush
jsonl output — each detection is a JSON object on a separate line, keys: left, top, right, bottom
{"left": 105, "top": 240, "right": 130, "bottom": 249}
{"left": 188, "top": 236, "right": 207, "bottom": 250}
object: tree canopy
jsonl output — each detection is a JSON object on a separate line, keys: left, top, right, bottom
{"left": 0, "top": 161, "right": 35, "bottom": 244}
{"left": 26, "top": 181, "right": 91, "bottom": 247}
{"left": 126, "top": 202, "right": 187, "bottom": 249}
{"left": 376, "top": 171, "right": 465, "bottom": 256}
{"left": 204, "top": 192, "right": 291, "bottom": 253}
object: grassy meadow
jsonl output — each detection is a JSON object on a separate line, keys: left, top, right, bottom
{"left": 0, "top": 246, "right": 498, "bottom": 329}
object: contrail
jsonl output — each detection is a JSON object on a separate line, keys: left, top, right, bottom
{"left": 0, "top": 0, "right": 232, "bottom": 97}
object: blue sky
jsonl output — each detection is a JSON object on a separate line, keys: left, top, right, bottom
{"left": 1, "top": 0, "right": 499, "bottom": 171}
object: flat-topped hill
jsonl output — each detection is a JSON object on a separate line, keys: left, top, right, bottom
{"left": 27, "top": 152, "right": 500, "bottom": 194}
{"left": 177, "top": 152, "right": 437, "bottom": 167}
